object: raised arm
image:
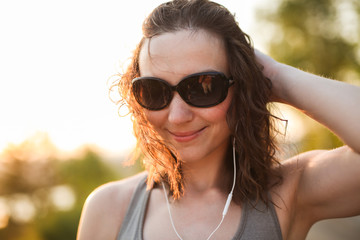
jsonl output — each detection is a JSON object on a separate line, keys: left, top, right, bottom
{"left": 255, "top": 50, "right": 360, "bottom": 222}
{"left": 256, "top": 49, "right": 360, "bottom": 152}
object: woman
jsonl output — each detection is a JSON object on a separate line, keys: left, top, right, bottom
{"left": 77, "top": 0, "right": 360, "bottom": 239}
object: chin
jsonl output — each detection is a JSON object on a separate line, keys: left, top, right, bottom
{"left": 176, "top": 148, "right": 212, "bottom": 164}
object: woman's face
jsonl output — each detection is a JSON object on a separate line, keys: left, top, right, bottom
{"left": 138, "top": 29, "right": 233, "bottom": 164}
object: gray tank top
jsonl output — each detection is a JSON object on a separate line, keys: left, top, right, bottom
{"left": 117, "top": 176, "right": 283, "bottom": 240}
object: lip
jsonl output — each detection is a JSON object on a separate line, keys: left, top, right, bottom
{"left": 168, "top": 127, "right": 206, "bottom": 142}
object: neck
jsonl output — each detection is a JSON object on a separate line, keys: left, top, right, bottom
{"left": 180, "top": 145, "right": 232, "bottom": 195}
{"left": 161, "top": 138, "right": 237, "bottom": 240}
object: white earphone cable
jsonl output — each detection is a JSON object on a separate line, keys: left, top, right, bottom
{"left": 162, "top": 181, "right": 184, "bottom": 240}
{"left": 161, "top": 138, "right": 237, "bottom": 240}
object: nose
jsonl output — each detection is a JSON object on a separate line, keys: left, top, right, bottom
{"left": 167, "top": 93, "right": 194, "bottom": 124}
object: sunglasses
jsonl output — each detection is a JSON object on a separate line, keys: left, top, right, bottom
{"left": 132, "top": 71, "right": 234, "bottom": 110}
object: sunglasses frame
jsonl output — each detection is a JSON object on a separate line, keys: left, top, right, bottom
{"left": 132, "top": 71, "right": 234, "bottom": 110}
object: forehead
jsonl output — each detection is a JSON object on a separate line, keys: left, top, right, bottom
{"left": 138, "top": 29, "right": 229, "bottom": 82}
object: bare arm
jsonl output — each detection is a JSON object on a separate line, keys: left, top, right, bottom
{"left": 256, "top": 49, "right": 360, "bottom": 152}
{"left": 256, "top": 50, "right": 360, "bottom": 222}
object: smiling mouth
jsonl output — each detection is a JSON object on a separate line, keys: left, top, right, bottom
{"left": 168, "top": 127, "right": 206, "bottom": 142}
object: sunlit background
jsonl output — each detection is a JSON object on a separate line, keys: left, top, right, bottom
{"left": 1, "top": 0, "right": 359, "bottom": 239}
{"left": 0, "top": 0, "right": 268, "bottom": 158}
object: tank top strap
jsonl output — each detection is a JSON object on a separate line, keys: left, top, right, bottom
{"left": 232, "top": 196, "right": 283, "bottom": 240}
{"left": 117, "top": 174, "right": 149, "bottom": 240}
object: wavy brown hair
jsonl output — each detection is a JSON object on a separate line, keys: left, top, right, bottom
{"left": 113, "top": 0, "right": 283, "bottom": 205}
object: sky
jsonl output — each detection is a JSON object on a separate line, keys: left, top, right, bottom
{"left": 0, "top": 0, "right": 279, "bottom": 158}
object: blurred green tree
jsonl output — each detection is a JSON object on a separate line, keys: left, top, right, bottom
{"left": 35, "top": 150, "right": 121, "bottom": 240}
{"left": 257, "top": 0, "right": 360, "bottom": 152}
{"left": 0, "top": 134, "right": 142, "bottom": 240}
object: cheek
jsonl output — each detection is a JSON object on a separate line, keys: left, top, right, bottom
{"left": 201, "top": 106, "right": 228, "bottom": 124}
{"left": 202, "top": 88, "right": 233, "bottom": 122}
{"left": 144, "top": 110, "right": 166, "bottom": 129}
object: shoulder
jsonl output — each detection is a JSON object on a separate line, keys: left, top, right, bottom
{"left": 278, "top": 146, "right": 360, "bottom": 197}
{"left": 271, "top": 148, "right": 333, "bottom": 207}
{"left": 77, "top": 171, "right": 148, "bottom": 240}
{"left": 269, "top": 150, "right": 327, "bottom": 238}
{"left": 270, "top": 149, "right": 325, "bottom": 199}
{"left": 271, "top": 147, "right": 360, "bottom": 238}
{"left": 85, "top": 171, "right": 148, "bottom": 208}
{"left": 84, "top": 171, "right": 148, "bottom": 217}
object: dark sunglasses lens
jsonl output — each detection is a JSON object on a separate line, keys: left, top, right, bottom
{"left": 179, "top": 74, "right": 227, "bottom": 107}
{"left": 132, "top": 79, "right": 170, "bottom": 110}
